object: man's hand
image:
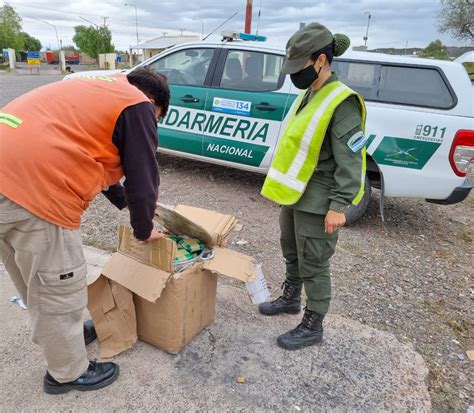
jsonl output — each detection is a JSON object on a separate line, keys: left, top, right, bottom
{"left": 142, "top": 229, "right": 166, "bottom": 242}
{"left": 325, "top": 210, "right": 346, "bottom": 234}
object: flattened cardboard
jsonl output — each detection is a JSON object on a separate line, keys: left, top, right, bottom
{"left": 203, "top": 247, "right": 257, "bottom": 283}
{"left": 101, "top": 253, "right": 170, "bottom": 303}
{"left": 174, "top": 204, "right": 237, "bottom": 246}
{"left": 135, "top": 268, "right": 217, "bottom": 354}
{"left": 118, "top": 225, "right": 176, "bottom": 272}
{"left": 87, "top": 275, "right": 137, "bottom": 358}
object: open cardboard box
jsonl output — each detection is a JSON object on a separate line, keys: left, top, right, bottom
{"left": 87, "top": 204, "right": 257, "bottom": 356}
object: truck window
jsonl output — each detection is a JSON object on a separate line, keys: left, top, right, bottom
{"left": 219, "top": 50, "right": 285, "bottom": 92}
{"left": 378, "top": 65, "right": 455, "bottom": 109}
{"left": 147, "top": 48, "right": 215, "bottom": 86}
{"left": 332, "top": 61, "right": 379, "bottom": 100}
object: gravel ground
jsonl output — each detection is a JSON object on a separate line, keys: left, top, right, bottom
{"left": 83, "top": 155, "right": 472, "bottom": 412}
{"left": 2, "top": 73, "right": 473, "bottom": 412}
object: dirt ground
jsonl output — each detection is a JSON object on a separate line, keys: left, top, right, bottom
{"left": 1, "top": 72, "right": 472, "bottom": 411}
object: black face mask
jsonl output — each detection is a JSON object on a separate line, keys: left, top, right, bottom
{"left": 290, "top": 64, "right": 322, "bottom": 90}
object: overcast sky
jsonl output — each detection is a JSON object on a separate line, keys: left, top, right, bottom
{"left": 4, "top": 0, "right": 471, "bottom": 51}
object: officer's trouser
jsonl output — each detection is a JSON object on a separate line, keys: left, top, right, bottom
{"left": 0, "top": 195, "right": 89, "bottom": 383}
{"left": 279, "top": 206, "right": 338, "bottom": 314}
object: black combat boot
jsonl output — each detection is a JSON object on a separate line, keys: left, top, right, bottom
{"left": 258, "top": 282, "right": 302, "bottom": 316}
{"left": 276, "top": 308, "right": 325, "bottom": 350}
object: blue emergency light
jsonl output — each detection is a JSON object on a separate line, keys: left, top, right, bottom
{"left": 238, "top": 33, "right": 267, "bottom": 42}
{"left": 221, "top": 31, "right": 267, "bottom": 42}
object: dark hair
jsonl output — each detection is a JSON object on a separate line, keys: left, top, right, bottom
{"left": 127, "top": 68, "right": 170, "bottom": 117}
{"left": 310, "top": 41, "right": 335, "bottom": 65}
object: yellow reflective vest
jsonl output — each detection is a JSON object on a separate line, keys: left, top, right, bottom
{"left": 261, "top": 80, "right": 367, "bottom": 206}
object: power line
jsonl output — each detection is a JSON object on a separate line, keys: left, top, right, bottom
{"left": 10, "top": 1, "right": 205, "bottom": 31}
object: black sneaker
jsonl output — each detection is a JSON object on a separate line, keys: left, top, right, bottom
{"left": 84, "top": 320, "right": 97, "bottom": 346}
{"left": 43, "top": 361, "right": 119, "bottom": 394}
{"left": 258, "top": 282, "right": 302, "bottom": 316}
{"left": 277, "top": 309, "right": 325, "bottom": 350}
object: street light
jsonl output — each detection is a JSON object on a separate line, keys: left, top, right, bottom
{"left": 364, "top": 11, "right": 371, "bottom": 48}
{"left": 124, "top": 3, "right": 139, "bottom": 46}
{"left": 193, "top": 18, "right": 204, "bottom": 39}
{"left": 31, "top": 17, "right": 61, "bottom": 51}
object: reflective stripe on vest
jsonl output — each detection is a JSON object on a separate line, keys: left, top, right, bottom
{"left": 261, "top": 81, "right": 367, "bottom": 206}
{"left": 0, "top": 112, "right": 23, "bottom": 128}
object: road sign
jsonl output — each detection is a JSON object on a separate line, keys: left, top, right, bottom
{"left": 27, "top": 52, "right": 41, "bottom": 65}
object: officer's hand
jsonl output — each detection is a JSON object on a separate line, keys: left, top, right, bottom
{"left": 143, "top": 229, "right": 166, "bottom": 242}
{"left": 325, "top": 210, "right": 346, "bottom": 234}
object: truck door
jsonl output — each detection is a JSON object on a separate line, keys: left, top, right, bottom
{"left": 203, "top": 48, "right": 291, "bottom": 169}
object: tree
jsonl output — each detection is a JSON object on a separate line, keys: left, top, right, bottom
{"left": 61, "top": 44, "right": 78, "bottom": 52}
{"left": 73, "top": 25, "right": 115, "bottom": 60}
{"left": 437, "top": 0, "right": 474, "bottom": 41}
{"left": 420, "top": 40, "right": 450, "bottom": 60}
{"left": 20, "top": 32, "right": 41, "bottom": 51}
{"left": 0, "top": 3, "right": 23, "bottom": 51}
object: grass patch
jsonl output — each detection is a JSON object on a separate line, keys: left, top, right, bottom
{"left": 426, "top": 361, "right": 462, "bottom": 412}
{"left": 424, "top": 299, "right": 469, "bottom": 339}
{"left": 0, "top": 64, "right": 10, "bottom": 71}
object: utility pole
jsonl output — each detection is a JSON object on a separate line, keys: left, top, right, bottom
{"left": 178, "top": 28, "right": 186, "bottom": 36}
{"left": 101, "top": 16, "right": 109, "bottom": 27}
{"left": 405, "top": 41, "right": 409, "bottom": 55}
{"left": 245, "top": 0, "right": 253, "bottom": 34}
{"left": 124, "top": 3, "right": 139, "bottom": 46}
{"left": 364, "top": 11, "right": 371, "bottom": 48}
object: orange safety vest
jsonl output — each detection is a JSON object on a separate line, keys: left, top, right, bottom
{"left": 0, "top": 74, "right": 150, "bottom": 229}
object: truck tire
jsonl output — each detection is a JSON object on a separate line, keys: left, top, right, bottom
{"left": 344, "top": 176, "right": 371, "bottom": 225}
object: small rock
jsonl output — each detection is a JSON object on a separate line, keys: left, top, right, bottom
{"left": 236, "top": 240, "right": 249, "bottom": 246}
{"left": 466, "top": 350, "right": 474, "bottom": 361}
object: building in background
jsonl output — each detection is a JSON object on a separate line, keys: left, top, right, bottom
{"left": 131, "top": 35, "right": 201, "bottom": 61}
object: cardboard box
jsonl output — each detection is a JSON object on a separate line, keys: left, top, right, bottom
{"left": 87, "top": 204, "right": 256, "bottom": 356}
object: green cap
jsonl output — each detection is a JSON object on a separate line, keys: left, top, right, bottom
{"left": 282, "top": 23, "right": 350, "bottom": 75}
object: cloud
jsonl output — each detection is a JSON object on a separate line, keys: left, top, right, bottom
{"left": 5, "top": 0, "right": 469, "bottom": 51}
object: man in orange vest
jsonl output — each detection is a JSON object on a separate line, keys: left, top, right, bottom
{"left": 0, "top": 68, "right": 170, "bottom": 394}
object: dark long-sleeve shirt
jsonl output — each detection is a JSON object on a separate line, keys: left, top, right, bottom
{"left": 102, "top": 102, "right": 159, "bottom": 240}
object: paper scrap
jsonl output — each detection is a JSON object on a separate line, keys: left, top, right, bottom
{"left": 9, "top": 295, "right": 27, "bottom": 310}
{"left": 236, "top": 376, "right": 246, "bottom": 384}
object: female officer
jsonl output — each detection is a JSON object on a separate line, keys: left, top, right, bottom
{"left": 259, "top": 23, "right": 368, "bottom": 350}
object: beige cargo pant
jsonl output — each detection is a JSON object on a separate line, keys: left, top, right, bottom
{"left": 0, "top": 194, "right": 89, "bottom": 383}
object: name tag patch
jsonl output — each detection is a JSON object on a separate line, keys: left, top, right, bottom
{"left": 347, "top": 131, "right": 368, "bottom": 153}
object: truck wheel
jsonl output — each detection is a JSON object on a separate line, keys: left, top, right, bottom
{"left": 344, "top": 176, "right": 371, "bottom": 225}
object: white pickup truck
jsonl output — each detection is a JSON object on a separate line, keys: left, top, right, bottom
{"left": 66, "top": 34, "right": 474, "bottom": 221}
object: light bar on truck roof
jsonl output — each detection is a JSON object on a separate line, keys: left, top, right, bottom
{"left": 221, "top": 31, "right": 267, "bottom": 42}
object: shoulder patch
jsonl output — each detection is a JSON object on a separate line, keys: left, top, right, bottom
{"left": 346, "top": 131, "right": 368, "bottom": 153}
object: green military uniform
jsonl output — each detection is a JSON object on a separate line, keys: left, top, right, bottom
{"left": 259, "top": 22, "right": 366, "bottom": 350}
{"left": 281, "top": 73, "right": 364, "bottom": 314}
